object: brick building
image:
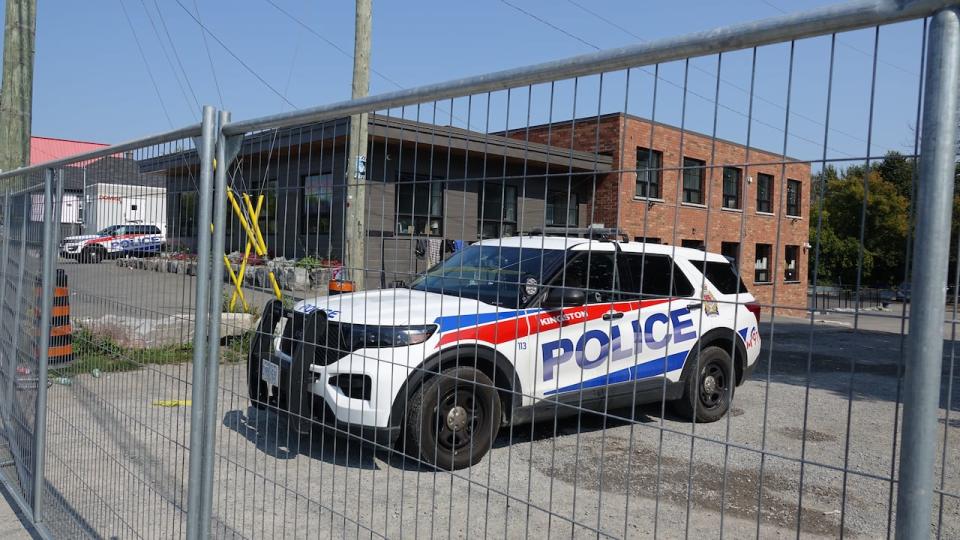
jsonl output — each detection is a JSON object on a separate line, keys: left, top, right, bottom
{"left": 505, "top": 113, "right": 811, "bottom": 312}
{"left": 152, "top": 112, "right": 809, "bottom": 310}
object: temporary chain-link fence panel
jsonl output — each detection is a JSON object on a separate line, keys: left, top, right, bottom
{"left": 0, "top": 117, "right": 214, "bottom": 538}
{"left": 0, "top": 171, "right": 51, "bottom": 525}
{"left": 206, "top": 2, "right": 960, "bottom": 539}
{"left": 0, "top": 1, "right": 958, "bottom": 539}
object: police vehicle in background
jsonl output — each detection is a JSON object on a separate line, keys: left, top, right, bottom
{"left": 248, "top": 228, "right": 762, "bottom": 470}
{"left": 60, "top": 224, "right": 165, "bottom": 263}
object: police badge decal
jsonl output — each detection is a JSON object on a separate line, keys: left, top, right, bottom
{"left": 702, "top": 286, "right": 720, "bottom": 317}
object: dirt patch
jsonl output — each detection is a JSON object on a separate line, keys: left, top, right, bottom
{"left": 777, "top": 426, "right": 837, "bottom": 442}
{"left": 527, "top": 437, "right": 853, "bottom": 537}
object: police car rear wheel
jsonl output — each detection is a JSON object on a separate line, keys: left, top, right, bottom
{"left": 404, "top": 366, "right": 501, "bottom": 471}
{"left": 671, "top": 346, "right": 733, "bottom": 423}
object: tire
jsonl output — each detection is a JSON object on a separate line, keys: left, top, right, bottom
{"left": 403, "top": 366, "right": 501, "bottom": 471}
{"left": 81, "top": 246, "right": 104, "bottom": 264}
{"left": 670, "top": 345, "right": 734, "bottom": 423}
{"left": 247, "top": 352, "right": 268, "bottom": 411}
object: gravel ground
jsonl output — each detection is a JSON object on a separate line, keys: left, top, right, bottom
{"left": 29, "top": 319, "right": 960, "bottom": 539}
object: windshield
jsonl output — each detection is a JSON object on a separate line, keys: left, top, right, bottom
{"left": 410, "top": 245, "right": 567, "bottom": 308}
{"left": 97, "top": 225, "right": 120, "bottom": 236}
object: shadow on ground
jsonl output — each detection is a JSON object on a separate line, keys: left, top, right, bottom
{"left": 757, "top": 320, "right": 960, "bottom": 409}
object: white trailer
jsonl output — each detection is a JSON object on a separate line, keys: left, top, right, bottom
{"left": 83, "top": 183, "right": 166, "bottom": 235}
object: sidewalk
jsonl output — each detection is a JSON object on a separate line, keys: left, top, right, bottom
{"left": 0, "top": 481, "right": 39, "bottom": 540}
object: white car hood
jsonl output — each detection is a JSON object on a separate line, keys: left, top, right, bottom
{"left": 293, "top": 288, "right": 525, "bottom": 327}
{"left": 62, "top": 234, "right": 101, "bottom": 243}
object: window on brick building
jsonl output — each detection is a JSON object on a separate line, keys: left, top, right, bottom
{"left": 396, "top": 174, "right": 444, "bottom": 236}
{"left": 682, "top": 239, "right": 705, "bottom": 250}
{"left": 722, "top": 167, "right": 742, "bottom": 209}
{"left": 636, "top": 147, "right": 663, "bottom": 199}
{"left": 635, "top": 236, "right": 662, "bottom": 244}
{"left": 479, "top": 182, "right": 517, "bottom": 239}
{"left": 682, "top": 157, "right": 706, "bottom": 204}
{"left": 721, "top": 241, "right": 740, "bottom": 267}
{"left": 787, "top": 179, "right": 802, "bottom": 217}
{"left": 757, "top": 173, "right": 773, "bottom": 213}
{"left": 784, "top": 245, "right": 800, "bottom": 282}
{"left": 546, "top": 191, "right": 578, "bottom": 227}
{"left": 755, "top": 243, "right": 772, "bottom": 283}
{"left": 301, "top": 172, "right": 333, "bottom": 235}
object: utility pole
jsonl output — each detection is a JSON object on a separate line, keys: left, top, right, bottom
{"left": 343, "top": 0, "right": 371, "bottom": 290}
{"left": 0, "top": 0, "right": 37, "bottom": 174}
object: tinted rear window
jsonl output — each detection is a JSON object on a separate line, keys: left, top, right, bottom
{"left": 621, "top": 253, "right": 694, "bottom": 298}
{"left": 690, "top": 260, "right": 748, "bottom": 294}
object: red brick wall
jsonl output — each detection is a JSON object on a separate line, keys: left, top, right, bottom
{"left": 507, "top": 114, "right": 812, "bottom": 315}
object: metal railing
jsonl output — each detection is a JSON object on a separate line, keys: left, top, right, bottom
{"left": 0, "top": 0, "right": 957, "bottom": 538}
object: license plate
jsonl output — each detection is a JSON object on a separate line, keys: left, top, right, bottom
{"left": 261, "top": 360, "right": 279, "bottom": 388}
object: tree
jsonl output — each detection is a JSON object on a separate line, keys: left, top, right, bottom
{"left": 809, "top": 166, "right": 909, "bottom": 286}
{"left": 876, "top": 151, "right": 915, "bottom": 198}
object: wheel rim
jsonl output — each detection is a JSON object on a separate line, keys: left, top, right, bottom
{"left": 698, "top": 361, "right": 728, "bottom": 410}
{"left": 433, "top": 386, "right": 486, "bottom": 454}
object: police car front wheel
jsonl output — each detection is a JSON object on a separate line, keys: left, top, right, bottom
{"left": 671, "top": 346, "right": 734, "bottom": 423}
{"left": 81, "top": 247, "right": 104, "bottom": 264}
{"left": 403, "top": 366, "right": 502, "bottom": 471}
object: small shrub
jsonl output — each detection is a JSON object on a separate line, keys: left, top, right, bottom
{"left": 294, "top": 256, "right": 340, "bottom": 270}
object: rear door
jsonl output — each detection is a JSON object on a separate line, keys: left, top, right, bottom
{"left": 618, "top": 252, "right": 702, "bottom": 383}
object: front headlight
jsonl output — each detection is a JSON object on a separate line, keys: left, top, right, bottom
{"left": 344, "top": 324, "right": 437, "bottom": 348}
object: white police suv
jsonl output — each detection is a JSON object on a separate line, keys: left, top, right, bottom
{"left": 248, "top": 232, "right": 762, "bottom": 470}
{"left": 60, "top": 224, "right": 165, "bottom": 263}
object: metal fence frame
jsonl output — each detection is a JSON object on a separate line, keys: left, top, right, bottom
{"left": 0, "top": 118, "right": 210, "bottom": 539}
{"left": 0, "top": 0, "right": 955, "bottom": 537}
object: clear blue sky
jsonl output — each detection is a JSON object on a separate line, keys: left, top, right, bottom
{"left": 20, "top": 0, "right": 929, "bottom": 166}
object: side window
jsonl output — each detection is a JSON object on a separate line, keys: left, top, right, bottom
{"left": 557, "top": 252, "right": 617, "bottom": 304}
{"left": 689, "top": 260, "right": 748, "bottom": 294}
{"left": 622, "top": 253, "right": 695, "bottom": 298}
{"left": 114, "top": 226, "right": 127, "bottom": 236}
{"left": 147, "top": 226, "right": 161, "bottom": 235}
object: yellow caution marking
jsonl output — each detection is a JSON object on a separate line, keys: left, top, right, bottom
{"left": 152, "top": 399, "right": 191, "bottom": 407}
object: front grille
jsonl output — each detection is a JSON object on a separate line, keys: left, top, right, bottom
{"left": 279, "top": 317, "right": 363, "bottom": 367}
{"left": 317, "top": 322, "right": 353, "bottom": 366}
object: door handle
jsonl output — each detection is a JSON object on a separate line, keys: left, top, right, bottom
{"left": 602, "top": 311, "right": 624, "bottom": 321}
{"left": 686, "top": 302, "right": 702, "bottom": 311}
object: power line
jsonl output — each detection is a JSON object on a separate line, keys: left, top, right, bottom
{"left": 260, "top": 0, "right": 405, "bottom": 90}
{"left": 172, "top": 0, "right": 296, "bottom": 108}
{"left": 498, "top": 0, "right": 855, "bottom": 158}
{"left": 134, "top": 0, "right": 198, "bottom": 117}
{"left": 191, "top": 0, "right": 225, "bottom": 108}
{"left": 565, "top": 0, "right": 870, "bottom": 147}
{"left": 759, "top": 0, "right": 919, "bottom": 77}
{"left": 260, "top": 0, "right": 480, "bottom": 130}
{"left": 150, "top": 0, "right": 201, "bottom": 109}
{"left": 499, "top": 0, "right": 596, "bottom": 50}
{"left": 117, "top": 0, "right": 175, "bottom": 128}
{"left": 280, "top": 17, "right": 303, "bottom": 111}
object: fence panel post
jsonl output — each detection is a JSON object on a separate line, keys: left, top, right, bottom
{"left": 198, "top": 109, "right": 231, "bottom": 532}
{"left": 186, "top": 105, "right": 218, "bottom": 540}
{"left": 32, "top": 168, "right": 62, "bottom": 521}
{"left": 895, "top": 7, "right": 960, "bottom": 539}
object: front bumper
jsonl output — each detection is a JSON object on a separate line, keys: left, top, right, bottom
{"left": 248, "top": 300, "right": 403, "bottom": 446}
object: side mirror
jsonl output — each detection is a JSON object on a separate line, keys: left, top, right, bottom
{"left": 542, "top": 287, "right": 586, "bottom": 309}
